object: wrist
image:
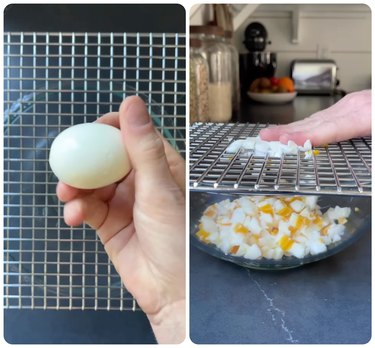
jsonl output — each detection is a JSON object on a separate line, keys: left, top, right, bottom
{"left": 147, "top": 298, "right": 186, "bottom": 344}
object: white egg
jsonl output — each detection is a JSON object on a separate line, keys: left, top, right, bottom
{"left": 197, "top": 195, "right": 351, "bottom": 261}
{"left": 242, "top": 137, "right": 257, "bottom": 150}
{"left": 226, "top": 139, "right": 244, "bottom": 153}
{"left": 285, "top": 140, "right": 299, "bottom": 154}
{"left": 237, "top": 196, "right": 256, "bottom": 214}
{"left": 269, "top": 141, "right": 286, "bottom": 158}
{"left": 302, "top": 139, "right": 312, "bottom": 151}
{"left": 200, "top": 216, "right": 218, "bottom": 235}
{"left": 273, "top": 199, "right": 285, "bottom": 213}
{"left": 49, "top": 123, "right": 132, "bottom": 189}
{"left": 244, "top": 244, "right": 262, "bottom": 260}
{"left": 254, "top": 140, "right": 270, "bottom": 155}
{"left": 289, "top": 242, "right": 305, "bottom": 258}
{"left": 245, "top": 217, "right": 262, "bottom": 234}
{"left": 290, "top": 199, "right": 305, "bottom": 213}
{"left": 224, "top": 137, "right": 317, "bottom": 159}
{"left": 278, "top": 220, "right": 291, "bottom": 236}
{"left": 231, "top": 207, "right": 246, "bottom": 225}
{"left": 327, "top": 224, "right": 345, "bottom": 242}
{"left": 309, "top": 240, "right": 327, "bottom": 255}
{"left": 305, "top": 196, "right": 318, "bottom": 210}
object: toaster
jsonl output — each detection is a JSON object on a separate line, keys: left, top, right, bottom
{"left": 290, "top": 59, "right": 339, "bottom": 95}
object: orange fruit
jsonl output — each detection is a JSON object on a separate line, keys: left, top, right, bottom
{"left": 278, "top": 77, "right": 295, "bottom": 92}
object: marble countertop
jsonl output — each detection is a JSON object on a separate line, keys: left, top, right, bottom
{"left": 190, "top": 223, "right": 371, "bottom": 344}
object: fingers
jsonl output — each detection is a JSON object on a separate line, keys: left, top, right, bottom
{"left": 56, "top": 181, "right": 82, "bottom": 202}
{"left": 279, "top": 132, "right": 309, "bottom": 145}
{"left": 96, "top": 111, "right": 120, "bottom": 128}
{"left": 63, "top": 195, "right": 109, "bottom": 231}
{"left": 96, "top": 171, "right": 136, "bottom": 245}
{"left": 261, "top": 122, "right": 334, "bottom": 146}
{"left": 95, "top": 102, "right": 185, "bottom": 192}
{"left": 259, "top": 126, "right": 285, "bottom": 142}
{"left": 57, "top": 181, "right": 117, "bottom": 203}
{"left": 57, "top": 181, "right": 117, "bottom": 230}
{"left": 259, "top": 116, "right": 322, "bottom": 144}
{"left": 60, "top": 173, "right": 135, "bottom": 245}
{"left": 260, "top": 90, "right": 372, "bottom": 146}
{"left": 119, "top": 96, "right": 176, "bottom": 189}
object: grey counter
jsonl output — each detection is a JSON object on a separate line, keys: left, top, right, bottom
{"left": 4, "top": 310, "right": 156, "bottom": 344}
{"left": 190, "top": 229, "right": 371, "bottom": 344}
{"left": 236, "top": 94, "right": 344, "bottom": 124}
{"left": 190, "top": 94, "right": 371, "bottom": 344}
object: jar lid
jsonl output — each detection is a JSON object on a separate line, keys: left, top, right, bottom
{"left": 190, "top": 25, "right": 225, "bottom": 37}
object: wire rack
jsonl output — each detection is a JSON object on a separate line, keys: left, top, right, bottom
{"left": 3, "top": 31, "right": 186, "bottom": 310}
{"left": 190, "top": 123, "right": 371, "bottom": 196}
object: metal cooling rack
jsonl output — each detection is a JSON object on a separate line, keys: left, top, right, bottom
{"left": 4, "top": 31, "right": 186, "bottom": 310}
{"left": 190, "top": 123, "right": 371, "bottom": 196}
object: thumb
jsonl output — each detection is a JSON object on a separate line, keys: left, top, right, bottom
{"left": 119, "top": 96, "right": 175, "bottom": 188}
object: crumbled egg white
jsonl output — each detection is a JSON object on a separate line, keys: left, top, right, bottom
{"left": 196, "top": 196, "right": 351, "bottom": 260}
{"left": 225, "top": 136, "right": 319, "bottom": 159}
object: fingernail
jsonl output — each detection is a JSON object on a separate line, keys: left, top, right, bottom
{"left": 123, "top": 97, "right": 150, "bottom": 127}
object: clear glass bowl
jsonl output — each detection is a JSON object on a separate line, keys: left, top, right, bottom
{"left": 4, "top": 83, "right": 184, "bottom": 299}
{"left": 190, "top": 192, "right": 370, "bottom": 270}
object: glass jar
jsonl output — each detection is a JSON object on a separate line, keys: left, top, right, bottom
{"left": 190, "top": 25, "right": 232, "bottom": 123}
{"left": 223, "top": 31, "right": 241, "bottom": 117}
{"left": 190, "top": 39, "right": 209, "bottom": 123}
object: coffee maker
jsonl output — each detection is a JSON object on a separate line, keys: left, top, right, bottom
{"left": 239, "top": 22, "right": 277, "bottom": 97}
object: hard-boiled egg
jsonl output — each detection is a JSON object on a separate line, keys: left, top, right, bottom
{"left": 196, "top": 195, "right": 351, "bottom": 261}
{"left": 49, "top": 123, "right": 131, "bottom": 189}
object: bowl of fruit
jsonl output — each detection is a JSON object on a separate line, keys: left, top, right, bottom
{"left": 247, "top": 76, "right": 297, "bottom": 104}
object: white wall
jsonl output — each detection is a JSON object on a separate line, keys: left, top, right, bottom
{"left": 234, "top": 4, "right": 371, "bottom": 92}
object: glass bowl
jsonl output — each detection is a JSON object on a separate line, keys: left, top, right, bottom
{"left": 4, "top": 83, "right": 184, "bottom": 299}
{"left": 190, "top": 191, "right": 370, "bottom": 270}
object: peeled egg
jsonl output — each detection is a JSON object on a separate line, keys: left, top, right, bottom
{"left": 49, "top": 123, "right": 131, "bottom": 189}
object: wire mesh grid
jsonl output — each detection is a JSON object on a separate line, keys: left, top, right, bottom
{"left": 3, "top": 31, "right": 186, "bottom": 310}
{"left": 190, "top": 123, "right": 371, "bottom": 196}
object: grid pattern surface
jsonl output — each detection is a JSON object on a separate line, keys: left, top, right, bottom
{"left": 190, "top": 123, "right": 371, "bottom": 196}
{"left": 4, "top": 31, "right": 186, "bottom": 310}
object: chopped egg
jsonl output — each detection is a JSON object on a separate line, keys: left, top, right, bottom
{"left": 225, "top": 139, "right": 245, "bottom": 153}
{"left": 225, "top": 136, "right": 316, "bottom": 159}
{"left": 242, "top": 137, "right": 257, "bottom": 150}
{"left": 290, "top": 199, "right": 305, "bottom": 213}
{"left": 196, "top": 195, "right": 351, "bottom": 260}
{"left": 245, "top": 244, "right": 262, "bottom": 260}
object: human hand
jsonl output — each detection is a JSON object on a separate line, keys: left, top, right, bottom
{"left": 259, "top": 90, "right": 371, "bottom": 146}
{"left": 56, "top": 96, "right": 186, "bottom": 343}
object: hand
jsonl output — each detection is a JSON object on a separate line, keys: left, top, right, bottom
{"left": 259, "top": 90, "right": 371, "bottom": 146}
{"left": 56, "top": 96, "right": 186, "bottom": 343}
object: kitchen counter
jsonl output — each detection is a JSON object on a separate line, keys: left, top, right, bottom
{"left": 235, "top": 94, "right": 344, "bottom": 124}
{"left": 4, "top": 310, "right": 156, "bottom": 344}
{"left": 190, "top": 94, "right": 371, "bottom": 344}
{"left": 190, "top": 228, "right": 371, "bottom": 344}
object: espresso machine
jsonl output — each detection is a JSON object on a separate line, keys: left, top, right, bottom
{"left": 239, "top": 22, "right": 277, "bottom": 97}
